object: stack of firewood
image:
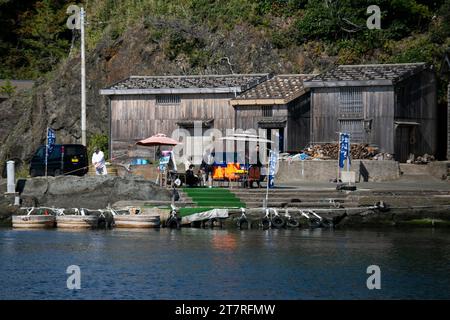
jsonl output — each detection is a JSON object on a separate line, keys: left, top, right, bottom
{"left": 304, "top": 143, "right": 380, "bottom": 159}
{"left": 413, "top": 154, "right": 435, "bottom": 164}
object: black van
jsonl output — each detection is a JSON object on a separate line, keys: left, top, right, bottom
{"left": 29, "top": 144, "right": 89, "bottom": 177}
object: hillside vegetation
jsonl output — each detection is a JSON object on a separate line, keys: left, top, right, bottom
{"left": 1, "top": 1, "right": 449, "bottom": 78}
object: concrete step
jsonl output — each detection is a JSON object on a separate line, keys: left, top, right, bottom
{"left": 239, "top": 197, "right": 355, "bottom": 203}
{"left": 244, "top": 201, "right": 360, "bottom": 208}
{"left": 232, "top": 193, "right": 350, "bottom": 199}
{"left": 399, "top": 164, "right": 429, "bottom": 175}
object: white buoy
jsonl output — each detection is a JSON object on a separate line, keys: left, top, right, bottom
{"left": 6, "top": 160, "right": 15, "bottom": 194}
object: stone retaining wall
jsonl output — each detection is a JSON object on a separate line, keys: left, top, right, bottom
{"left": 276, "top": 160, "right": 400, "bottom": 183}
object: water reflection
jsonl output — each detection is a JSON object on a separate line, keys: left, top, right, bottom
{"left": 210, "top": 230, "right": 238, "bottom": 251}
{"left": 0, "top": 227, "right": 449, "bottom": 299}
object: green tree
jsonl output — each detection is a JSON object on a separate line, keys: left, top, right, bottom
{"left": 17, "top": 0, "right": 71, "bottom": 77}
{"left": 0, "top": 79, "right": 15, "bottom": 97}
{"left": 88, "top": 133, "right": 109, "bottom": 161}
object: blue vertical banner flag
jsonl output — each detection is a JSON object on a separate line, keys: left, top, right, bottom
{"left": 339, "top": 132, "right": 350, "bottom": 169}
{"left": 47, "top": 128, "right": 56, "bottom": 154}
{"left": 45, "top": 128, "right": 56, "bottom": 177}
{"left": 46, "top": 128, "right": 56, "bottom": 165}
{"left": 268, "top": 150, "right": 279, "bottom": 188}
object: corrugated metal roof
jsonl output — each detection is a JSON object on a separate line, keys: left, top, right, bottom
{"left": 304, "top": 63, "right": 429, "bottom": 87}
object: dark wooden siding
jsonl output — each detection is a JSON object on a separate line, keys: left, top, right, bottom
{"left": 287, "top": 92, "right": 311, "bottom": 151}
{"left": 234, "top": 105, "right": 288, "bottom": 130}
{"left": 394, "top": 70, "right": 437, "bottom": 159}
{"left": 310, "top": 71, "right": 437, "bottom": 162}
{"left": 234, "top": 105, "right": 288, "bottom": 151}
{"left": 364, "top": 86, "right": 395, "bottom": 153}
{"left": 310, "top": 87, "right": 340, "bottom": 144}
{"left": 311, "top": 86, "right": 395, "bottom": 152}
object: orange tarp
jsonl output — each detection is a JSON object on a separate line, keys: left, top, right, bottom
{"left": 212, "top": 166, "right": 225, "bottom": 180}
{"left": 213, "top": 163, "right": 243, "bottom": 180}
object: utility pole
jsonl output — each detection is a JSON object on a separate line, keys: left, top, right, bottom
{"left": 80, "top": 7, "right": 86, "bottom": 146}
{"left": 67, "top": 5, "right": 86, "bottom": 146}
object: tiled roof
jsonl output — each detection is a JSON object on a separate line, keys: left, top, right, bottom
{"left": 100, "top": 74, "right": 270, "bottom": 95}
{"left": 231, "top": 74, "right": 315, "bottom": 105}
{"left": 304, "top": 63, "right": 429, "bottom": 87}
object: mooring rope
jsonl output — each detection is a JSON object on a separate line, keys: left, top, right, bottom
{"left": 59, "top": 151, "right": 130, "bottom": 176}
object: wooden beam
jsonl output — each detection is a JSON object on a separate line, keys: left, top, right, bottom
{"left": 100, "top": 87, "right": 243, "bottom": 95}
{"left": 230, "top": 98, "right": 286, "bottom": 106}
{"left": 303, "top": 80, "right": 393, "bottom": 88}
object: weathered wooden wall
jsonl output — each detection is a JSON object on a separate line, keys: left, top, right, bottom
{"left": 364, "top": 86, "right": 395, "bottom": 153}
{"left": 310, "top": 87, "right": 339, "bottom": 145}
{"left": 310, "top": 72, "right": 437, "bottom": 162}
{"left": 234, "top": 105, "right": 288, "bottom": 151}
{"left": 109, "top": 93, "right": 236, "bottom": 159}
{"left": 234, "top": 105, "right": 287, "bottom": 130}
{"left": 287, "top": 93, "right": 311, "bottom": 152}
{"left": 310, "top": 86, "right": 395, "bottom": 153}
{"left": 233, "top": 94, "right": 311, "bottom": 152}
{"left": 394, "top": 70, "right": 437, "bottom": 159}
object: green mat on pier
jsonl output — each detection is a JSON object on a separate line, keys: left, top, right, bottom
{"left": 178, "top": 207, "right": 215, "bottom": 217}
{"left": 182, "top": 187, "right": 246, "bottom": 208}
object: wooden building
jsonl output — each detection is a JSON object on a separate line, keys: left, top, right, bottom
{"left": 303, "top": 63, "right": 437, "bottom": 162}
{"left": 231, "top": 74, "right": 314, "bottom": 153}
{"left": 99, "top": 74, "right": 270, "bottom": 160}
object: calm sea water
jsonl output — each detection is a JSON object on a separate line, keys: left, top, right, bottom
{"left": 0, "top": 227, "right": 449, "bottom": 300}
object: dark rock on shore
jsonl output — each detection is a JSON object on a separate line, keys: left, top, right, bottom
{"left": 0, "top": 196, "right": 16, "bottom": 226}
{"left": 19, "top": 175, "right": 171, "bottom": 209}
{"left": 0, "top": 180, "right": 17, "bottom": 225}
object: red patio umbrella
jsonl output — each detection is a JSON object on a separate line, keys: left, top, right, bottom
{"left": 136, "top": 133, "right": 180, "bottom": 147}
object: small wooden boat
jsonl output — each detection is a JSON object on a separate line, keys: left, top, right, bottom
{"left": 12, "top": 215, "right": 56, "bottom": 228}
{"left": 56, "top": 215, "right": 99, "bottom": 229}
{"left": 113, "top": 214, "right": 160, "bottom": 228}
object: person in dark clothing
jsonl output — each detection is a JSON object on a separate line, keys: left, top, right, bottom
{"left": 255, "top": 144, "right": 263, "bottom": 187}
{"left": 186, "top": 164, "right": 200, "bottom": 187}
{"left": 200, "top": 151, "right": 215, "bottom": 186}
{"left": 255, "top": 144, "right": 262, "bottom": 168}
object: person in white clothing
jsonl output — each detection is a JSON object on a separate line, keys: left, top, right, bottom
{"left": 92, "top": 147, "right": 108, "bottom": 175}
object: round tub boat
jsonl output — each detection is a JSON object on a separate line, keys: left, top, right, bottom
{"left": 113, "top": 214, "right": 160, "bottom": 228}
{"left": 12, "top": 215, "right": 56, "bottom": 228}
{"left": 56, "top": 215, "right": 99, "bottom": 229}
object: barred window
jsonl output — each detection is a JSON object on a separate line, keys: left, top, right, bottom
{"left": 339, "top": 88, "right": 363, "bottom": 117}
{"left": 156, "top": 95, "right": 181, "bottom": 105}
{"left": 262, "top": 106, "right": 273, "bottom": 117}
{"left": 339, "top": 120, "right": 364, "bottom": 142}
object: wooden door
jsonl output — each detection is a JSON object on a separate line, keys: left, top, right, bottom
{"left": 395, "top": 126, "right": 411, "bottom": 162}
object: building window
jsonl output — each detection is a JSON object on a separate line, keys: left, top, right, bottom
{"left": 339, "top": 120, "right": 364, "bottom": 142}
{"left": 262, "top": 106, "right": 273, "bottom": 117}
{"left": 339, "top": 88, "right": 364, "bottom": 142}
{"left": 339, "top": 88, "right": 363, "bottom": 117}
{"left": 156, "top": 95, "right": 181, "bottom": 105}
